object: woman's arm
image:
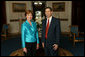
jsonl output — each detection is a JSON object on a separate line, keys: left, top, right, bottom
{"left": 35, "top": 23, "right": 39, "bottom": 49}
{"left": 21, "top": 24, "right": 26, "bottom": 48}
{"left": 35, "top": 23, "right": 39, "bottom": 44}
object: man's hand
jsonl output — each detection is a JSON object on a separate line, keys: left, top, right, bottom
{"left": 42, "top": 42, "right": 44, "bottom": 48}
{"left": 23, "top": 48, "right": 27, "bottom": 53}
{"left": 53, "top": 44, "right": 58, "bottom": 50}
{"left": 36, "top": 44, "right": 39, "bottom": 50}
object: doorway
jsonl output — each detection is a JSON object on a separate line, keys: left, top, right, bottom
{"left": 32, "top": 1, "right": 46, "bottom": 37}
{"left": 0, "top": 1, "right": 7, "bottom": 32}
{"left": 32, "top": 1, "right": 46, "bottom": 22}
{"left": 72, "top": 1, "right": 84, "bottom": 32}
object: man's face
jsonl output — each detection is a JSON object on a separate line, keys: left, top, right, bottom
{"left": 45, "top": 8, "right": 52, "bottom": 18}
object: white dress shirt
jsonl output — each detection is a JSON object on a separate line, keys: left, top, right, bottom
{"left": 46, "top": 16, "right": 52, "bottom": 26}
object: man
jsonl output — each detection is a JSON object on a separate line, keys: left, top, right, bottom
{"left": 42, "top": 7, "right": 61, "bottom": 56}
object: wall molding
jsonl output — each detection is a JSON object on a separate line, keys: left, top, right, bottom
{"left": 59, "top": 18, "right": 68, "bottom": 21}
{"left": 10, "top": 19, "right": 26, "bottom": 22}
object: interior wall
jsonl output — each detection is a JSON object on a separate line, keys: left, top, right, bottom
{"left": 5, "top": 1, "right": 72, "bottom": 33}
{"left": 46, "top": 1, "right": 72, "bottom": 32}
{"left": 6, "top": 1, "right": 32, "bottom": 33}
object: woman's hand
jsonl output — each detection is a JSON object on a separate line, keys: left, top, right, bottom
{"left": 36, "top": 44, "right": 39, "bottom": 50}
{"left": 23, "top": 48, "right": 27, "bottom": 53}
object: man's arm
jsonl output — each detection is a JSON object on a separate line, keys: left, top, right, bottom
{"left": 55, "top": 19, "right": 61, "bottom": 45}
{"left": 41, "top": 20, "right": 45, "bottom": 48}
{"left": 41, "top": 20, "right": 45, "bottom": 43}
{"left": 53, "top": 19, "right": 61, "bottom": 50}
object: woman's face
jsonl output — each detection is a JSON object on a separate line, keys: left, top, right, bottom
{"left": 26, "top": 13, "right": 33, "bottom": 20}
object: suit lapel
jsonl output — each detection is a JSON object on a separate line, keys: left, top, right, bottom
{"left": 43, "top": 17, "right": 54, "bottom": 37}
{"left": 44, "top": 19, "right": 47, "bottom": 29}
{"left": 48, "top": 17, "right": 54, "bottom": 34}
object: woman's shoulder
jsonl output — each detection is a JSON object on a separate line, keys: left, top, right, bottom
{"left": 32, "top": 21, "right": 37, "bottom": 24}
{"left": 21, "top": 21, "right": 27, "bottom": 26}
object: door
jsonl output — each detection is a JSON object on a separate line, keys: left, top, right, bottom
{"left": 72, "top": 1, "right": 84, "bottom": 32}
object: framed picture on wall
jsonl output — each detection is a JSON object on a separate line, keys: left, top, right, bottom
{"left": 52, "top": 2, "right": 65, "bottom": 12}
{"left": 12, "top": 3, "right": 26, "bottom": 12}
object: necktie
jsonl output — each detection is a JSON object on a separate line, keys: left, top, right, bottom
{"left": 45, "top": 19, "right": 49, "bottom": 39}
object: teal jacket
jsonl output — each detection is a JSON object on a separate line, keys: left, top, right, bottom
{"left": 21, "top": 20, "right": 39, "bottom": 48}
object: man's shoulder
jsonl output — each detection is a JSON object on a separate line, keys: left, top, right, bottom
{"left": 42, "top": 19, "right": 46, "bottom": 22}
{"left": 52, "top": 17, "right": 60, "bottom": 22}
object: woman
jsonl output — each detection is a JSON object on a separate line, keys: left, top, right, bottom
{"left": 21, "top": 10, "right": 39, "bottom": 56}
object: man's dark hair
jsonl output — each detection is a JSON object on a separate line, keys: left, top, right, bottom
{"left": 45, "top": 7, "right": 53, "bottom": 11}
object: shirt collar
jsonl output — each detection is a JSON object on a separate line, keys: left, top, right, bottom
{"left": 46, "top": 16, "right": 52, "bottom": 23}
{"left": 47, "top": 16, "right": 52, "bottom": 20}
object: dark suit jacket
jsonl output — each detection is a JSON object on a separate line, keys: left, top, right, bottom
{"left": 42, "top": 16, "right": 61, "bottom": 47}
